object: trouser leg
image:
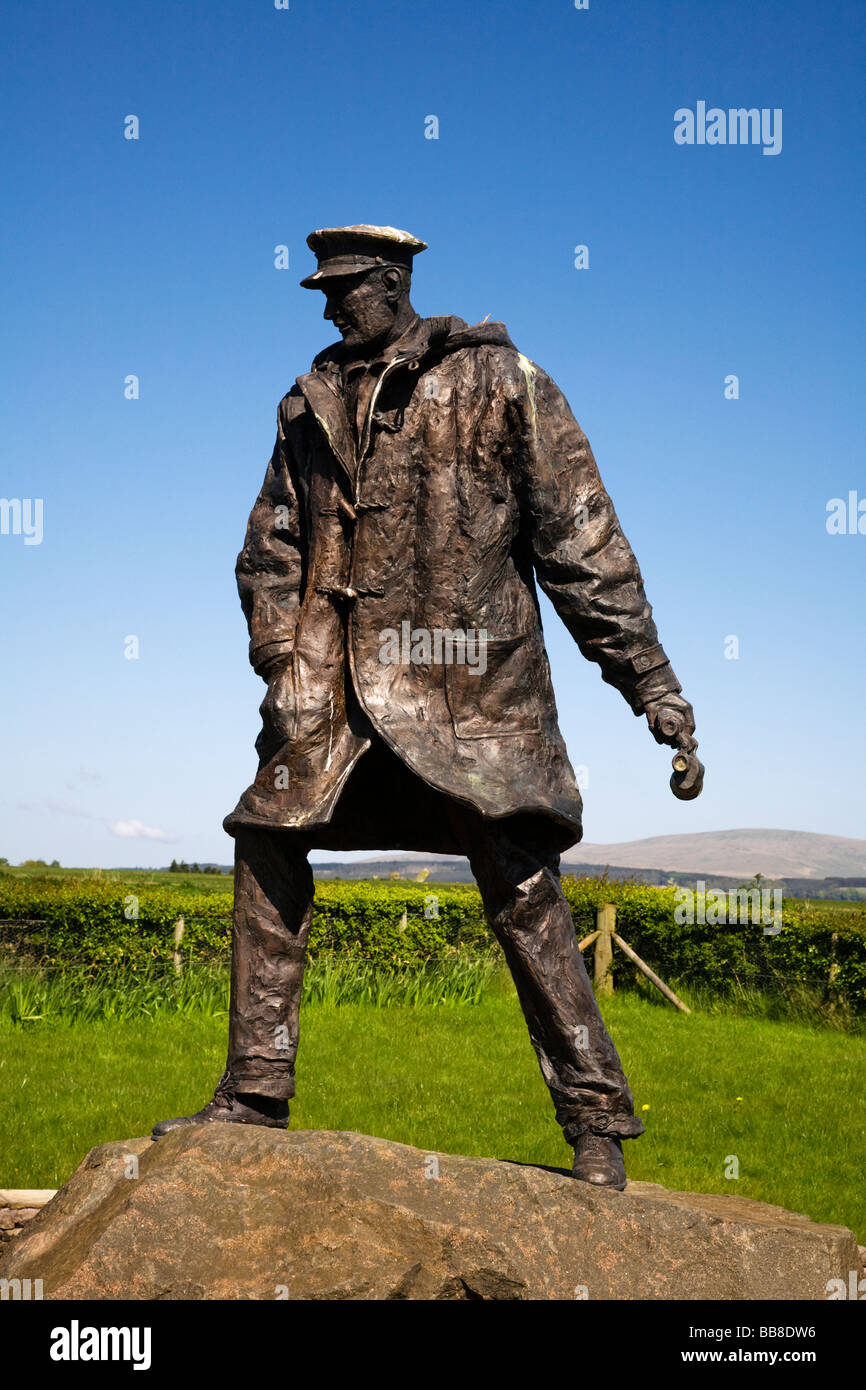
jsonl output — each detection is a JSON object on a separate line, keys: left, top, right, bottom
{"left": 225, "top": 828, "right": 314, "bottom": 1101}
{"left": 455, "top": 811, "right": 644, "bottom": 1145}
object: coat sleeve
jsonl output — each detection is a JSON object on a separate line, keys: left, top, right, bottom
{"left": 235, "top": 392, "right": 306, "bottom": 678}
{"left": 510, "top": 356, "right": 682, "bottom": 715}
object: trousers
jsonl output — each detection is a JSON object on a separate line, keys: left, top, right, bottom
{"left": 224, "top": 791, "right": 644, "bottom": 1147}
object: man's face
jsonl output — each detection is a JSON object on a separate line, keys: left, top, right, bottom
{"left": 322, "top": 269, "right": 400, "bottom": 351}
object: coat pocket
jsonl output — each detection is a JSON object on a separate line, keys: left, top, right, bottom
{"left": 444, "top": 633, "right": 542, "bottom": 739}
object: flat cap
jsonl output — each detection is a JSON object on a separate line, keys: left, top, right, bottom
{"left": 300, "top": 224, "right": 427, "bottom": 289}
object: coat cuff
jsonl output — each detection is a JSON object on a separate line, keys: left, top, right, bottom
{"left": 620, "top": 643, "right": 681, "bottom": 714}
{"left": 627, "top": 664, "right": 682, "bottom": 715}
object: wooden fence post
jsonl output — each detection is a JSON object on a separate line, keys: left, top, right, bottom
{"left": 173, "top": 915, "right": 185, "bottom": 975}
{"left": 594, "top": 903, "right": 615, "bottom": 997}
{"left": 828, "top": 932, "right": 840, "bottom": 1015}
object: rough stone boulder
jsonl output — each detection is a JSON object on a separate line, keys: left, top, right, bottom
{"left": 0, "top": 1128, "right": 858, "bottom": 1300}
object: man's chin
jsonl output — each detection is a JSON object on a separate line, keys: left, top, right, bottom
{"left": 339, "top": 330, "right": 375, "bottom": 351}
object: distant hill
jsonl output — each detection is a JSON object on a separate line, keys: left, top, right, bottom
{"left": 312, "top": 856, "right": 473, "bottom": 883}
{"left": 142, "top": 830, "right": 866, "bottom": 895}
{"left": 306, "top": 829, "right": 866, "bottom": 897}
{"left": 561, "top": 829, "right": 866, "bottom": 879}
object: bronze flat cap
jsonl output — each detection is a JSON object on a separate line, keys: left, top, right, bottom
{"left": 300, "top": 224, "right": 427, "bottom": 288}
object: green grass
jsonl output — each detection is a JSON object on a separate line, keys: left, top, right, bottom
{"left": 0, "top": 954, "right": 499, "bottom": 1024}
{"left": 1, "top": 966, "right": 863, "bottom": 1242}
{"left": 0, "top": 865, "right": 235, "bottom": 893}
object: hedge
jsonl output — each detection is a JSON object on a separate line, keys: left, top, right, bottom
{"left": 0, "top": 878, "right": 487, "bottom": 971}
{"left": 560, "top": 879, "right": 866, "bottom": 1012}
{"left": 1, "top": 876, "right": 865, "bottom": 1011}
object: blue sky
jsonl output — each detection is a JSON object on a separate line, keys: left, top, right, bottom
{"left": 1, "top": 0, "right": 864, "bottom": 867}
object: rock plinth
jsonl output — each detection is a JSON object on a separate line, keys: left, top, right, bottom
{"left": 0, "top": 1128, "right": 858, "bottom": 1300}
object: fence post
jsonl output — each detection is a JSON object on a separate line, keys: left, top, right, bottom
{"left": 594, "top": 903, "right": 615, "bottom": 997}
{"left": 828, "top": 931, "right": 840, "bottom": 1015}
{"left": 173, "top": 915, "right": 185, "bottom": 975}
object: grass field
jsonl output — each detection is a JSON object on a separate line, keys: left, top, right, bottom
{"left": 1, "top": 865, "right": 235, "bottom": 892}
{"left": 2, "top": 965, "right": 863, "bottom": 1242}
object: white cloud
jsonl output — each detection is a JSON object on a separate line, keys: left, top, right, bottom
{"left": 110, "top": 819, "right": 174, "bottom": 842}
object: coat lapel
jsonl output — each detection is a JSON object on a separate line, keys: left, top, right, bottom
{"left": 295, "top": 369, "right": 356, "bottom": 491}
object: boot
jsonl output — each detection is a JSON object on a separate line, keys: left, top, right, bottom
{"left": 151, "top": 1071, "right": 288, "bottom": 1139}
{"left": 571, "top": 1133, "right": 627, "bottom": 1190}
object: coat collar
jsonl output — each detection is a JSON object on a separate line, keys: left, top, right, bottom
{"left": 295, "top": 317, "right": 428, "bottom": 490}
{"left": 294, "top": 315, "right": 516, "bottom": 491}
{"left": 338, "top": 313, "right": 427, "bottom": 378}
{"left": 309, "top": 313, "right": 427, "bottom": 378}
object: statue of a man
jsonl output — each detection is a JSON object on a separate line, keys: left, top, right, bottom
{"left": 153, "top": 225, "right": 700, "bottom": 1189}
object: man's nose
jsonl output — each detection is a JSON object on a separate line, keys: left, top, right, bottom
{"left": 323, "top": 298, "right": 338, "bottom": 321}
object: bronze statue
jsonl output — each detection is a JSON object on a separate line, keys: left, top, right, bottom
{"left": 153, "top": 225, "right": 702, "bottom": 1189}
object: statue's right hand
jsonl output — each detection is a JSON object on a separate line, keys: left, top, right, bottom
{"left": 257, "top": 654, "right": 296, "bottom": 750}
{"left": 644, "top": 693, "right": 696, "bottom": 753}
{"left": 256, "top": 648, "right": 293, "bottom": 683}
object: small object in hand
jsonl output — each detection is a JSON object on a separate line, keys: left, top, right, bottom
{"left": 670, "top": 749, "right": 704, "bottom": 801}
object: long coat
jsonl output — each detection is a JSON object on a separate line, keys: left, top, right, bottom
{"left": 223, "top": 313, "right": 679, "bottom": 850}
